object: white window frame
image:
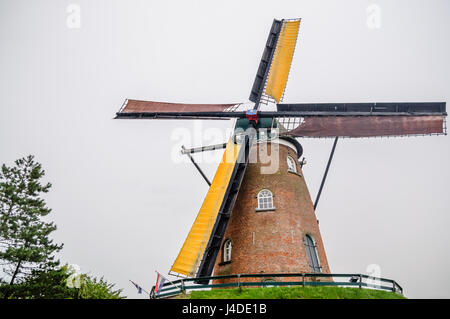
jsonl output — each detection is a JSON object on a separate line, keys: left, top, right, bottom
{"left": 257, "top": 189, "right": 274, "bottom": 210}
{"left": 287, "top": 155, "right": 297, "bottom": 173}
{"left": 223, "top": 239, "right": 232, "bottom": 262}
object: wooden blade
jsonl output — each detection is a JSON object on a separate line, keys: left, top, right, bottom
{"left": 249, "top": 19, "right": 301, "bottom": 106}
{"left": 264, "top": 19, "right": 301, "bottom": 103}
{"left": 170, "top": 139, "right": 241, "bottom": 277}
{"left": 283, "top": 115, "right": 446, "bottom": 138}
{"left": 116, "top": 99, "right": 241, "bottom": 120}
{"left": 277, "top": 102, "right": 446, "bottom": 137}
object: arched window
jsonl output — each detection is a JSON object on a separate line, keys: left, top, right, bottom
{"left": 304, "top": 235, "right": 321, "bottom": 273}
{"left": 257, "top": 189, "right": 274, "bottom": 210}
{"left": 287, "top": 155, "right": 297, "bottom": 173}
{"left": 223, "top": 239, "right": 232, "bottom": 262}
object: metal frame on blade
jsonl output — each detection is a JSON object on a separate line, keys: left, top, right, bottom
{"left": 116, "top": 101, "right": 446, "bottom": 120}
{"left": 250, "top": 19, "right": 283, "bottom": 111}
{"left": 277, "top": 102, "right": 447, "bottom": 114}
{"left": 116, "top": 110, "right": 447, "bottom": 119}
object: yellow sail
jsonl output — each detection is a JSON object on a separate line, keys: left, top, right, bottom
{"left": 170, "top": 139, "right": 241, "bottom": 277}
{"left": 265, "top": 19, "right": 301, "bottom": 103}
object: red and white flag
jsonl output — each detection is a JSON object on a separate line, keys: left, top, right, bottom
{"left": 154, "top": 272, "right": 166, "bottom": 296}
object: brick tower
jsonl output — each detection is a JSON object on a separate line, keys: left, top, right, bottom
{"left": 213, "top": 137, "right": 330, "bottom": 283}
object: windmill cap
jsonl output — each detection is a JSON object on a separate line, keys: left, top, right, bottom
{"left": 279, "top": 136, "right": 303, "bottom": 158}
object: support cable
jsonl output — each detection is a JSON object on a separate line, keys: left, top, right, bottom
{"left": 314, "top": 137, "right": 339, "bottom": 211}
{"left": 182, "top": 145, "right": 211, "bottom": 186}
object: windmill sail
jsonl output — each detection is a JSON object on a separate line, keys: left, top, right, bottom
{"left": 265, "top": 19, "right": 301, "bottom": 103}
{"left": 277, "top": 102, "right": 447, "bottom": 137}
{"left": 116, "top": 99, "right": 241, "bottom": 120}
{"left": 249, "top": 19, "right": 283, "bottom": 103}
{"left": 282, "top": 115, "right": 445, "bottom": 137}
{"left": 170, "top": 139, "right": 242, "bottom": 277}
{"left": 249, "top": 19, "right": 301, "bottom": 104}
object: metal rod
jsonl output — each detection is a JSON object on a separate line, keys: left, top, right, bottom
{"left": 181, "top": 143, "right": 227, "bottom": 155}
{"left": 182, "top": 146, "right": 211, "bottom": 186}
{"left": 115, "top": 109, "right": 446, "bottom": 120}
{"left": 155, "top": 271, "right": 182, "bottom": 290}
{"left": 129, "top": 280, "right": 151, "bottom": 296}
{"left": 314, "top": 137, "right": 339, "bottom": 211}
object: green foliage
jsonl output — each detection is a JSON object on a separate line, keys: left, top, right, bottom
{"left": 0, "top": 266, "right": 74, "bottom": 299}
{"left": 0, "top": 155, "right": 63, "bottom": 285}
{"left": 77, "top": 274, "right": 124, "bottom": 299}
{"left": 0, "top": 155, "right": 125, "bottom": 299}
{"left": 188, "top": 286, "right": 406, "bottom": 299}
{"left": 0, "top": 265, "right": 125, "bottom": 299}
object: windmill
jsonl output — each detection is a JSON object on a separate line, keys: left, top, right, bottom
{"left": 114, "top": 18, "right": 447, "bottom": 284}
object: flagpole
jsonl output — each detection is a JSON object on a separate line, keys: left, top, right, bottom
{"left": 155, "top": 271, "right": 182, "bottom": 290}
{"left": 129, "top": 279, "right": 150, "bottom": 296}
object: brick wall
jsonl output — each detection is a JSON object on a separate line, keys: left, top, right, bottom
{"left": 213, "top": 141, "right": 330, "bottom": 285}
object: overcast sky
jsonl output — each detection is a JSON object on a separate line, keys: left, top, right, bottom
{"left": 1, "top": 0, "right": 449, "bottom": 299}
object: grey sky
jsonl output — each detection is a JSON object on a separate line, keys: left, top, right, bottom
{"left": 0, "top": 0, "right": 449, "bottom": 298}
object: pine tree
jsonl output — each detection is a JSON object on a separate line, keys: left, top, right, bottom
{"left": 0, "top": 155, "right": 63, "bottom": 285}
